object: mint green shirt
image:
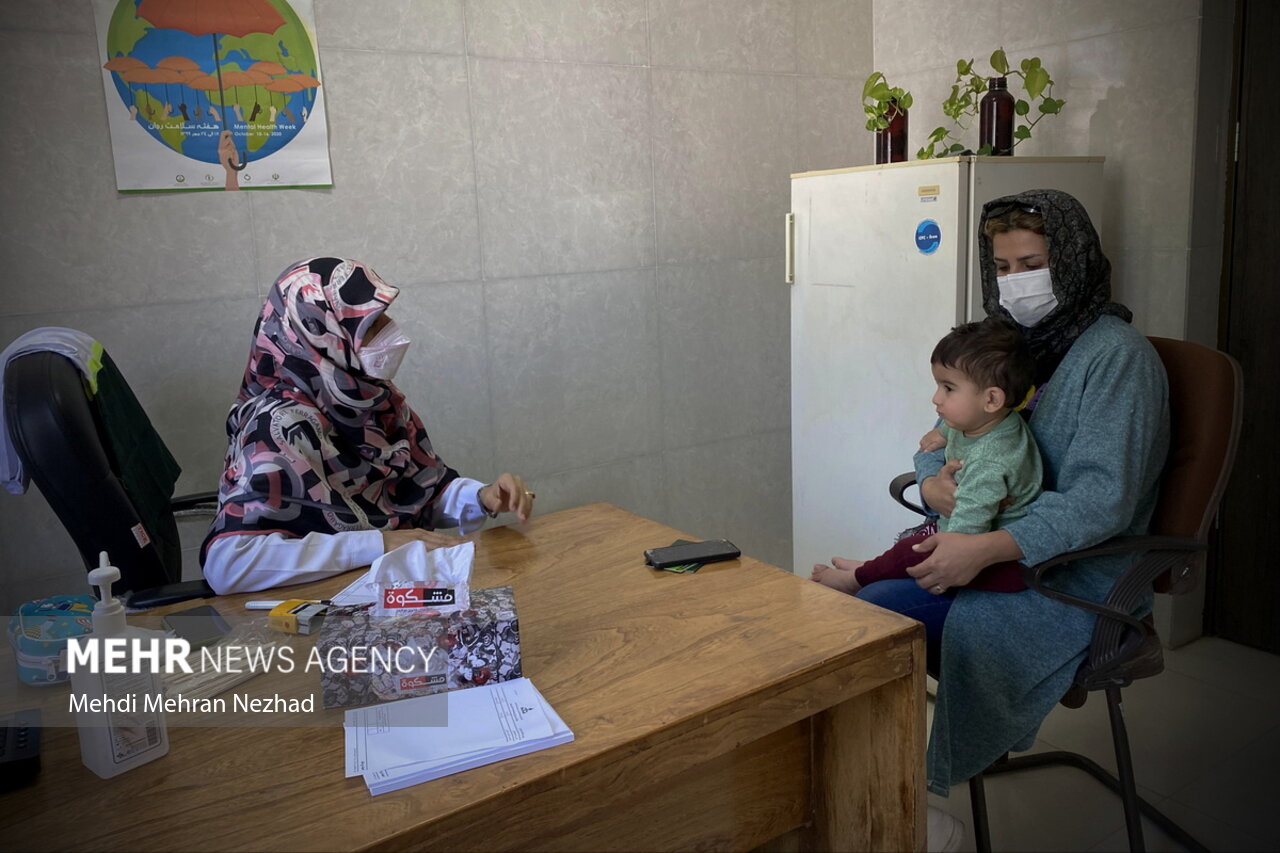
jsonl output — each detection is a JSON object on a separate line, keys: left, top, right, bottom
{"left": 938, "top": 412, "right": 1042, "bottom": 535}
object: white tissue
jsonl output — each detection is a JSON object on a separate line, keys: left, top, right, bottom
{"left": 331, "top": 540, "right": 474, "bottom": 613}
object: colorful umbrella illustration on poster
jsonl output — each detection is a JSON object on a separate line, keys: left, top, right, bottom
{"left": 93, "top": 0, "right": 332, "bottom": 192}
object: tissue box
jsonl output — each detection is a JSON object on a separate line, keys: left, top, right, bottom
{"left": 8, "top": 594, "right": 96, "bottom": 685}
{"left": 316, "top": 585, "right": 520, "bottom": 710}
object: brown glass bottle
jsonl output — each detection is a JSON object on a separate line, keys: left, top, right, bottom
{"left": 874, "top": 100, "right": 908, "bottom": 164}
{"left": 979, "top": 77, "right": 1015, "bottom": 156}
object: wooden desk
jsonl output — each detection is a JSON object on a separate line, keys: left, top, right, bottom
{"left": 0, "top": 503, "right": 924, "bottom": 852}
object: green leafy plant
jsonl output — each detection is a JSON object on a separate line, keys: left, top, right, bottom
{"left": 918, "top": 48, "right": 1065, "bottom": 159}
{"left": 861, "top": 71, "right": 912, "bottom": 132}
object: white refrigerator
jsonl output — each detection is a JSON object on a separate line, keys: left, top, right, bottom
{"left": 788, "top": 156, "right": 1105, "bottom": 575}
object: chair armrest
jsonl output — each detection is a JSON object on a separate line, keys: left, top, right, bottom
{"left": 889, "top": 471, "right": 928, "bottom": 517}
{"left": 172, "top": 491, "right": 218, "bottom": 512}
{"left": 1022, "top": 535, "right": 1206, "bottom": 691}
{"left": 1021, "top": 536, "right": 1206, "bottom": 634}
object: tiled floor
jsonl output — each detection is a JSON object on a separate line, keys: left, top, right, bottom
{"left": 927, "top": 637, "right": 1280, "bottom": 852}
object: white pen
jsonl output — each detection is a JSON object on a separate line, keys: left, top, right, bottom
{"left": 244, "top": 599, "right": 331, "bottom": 610}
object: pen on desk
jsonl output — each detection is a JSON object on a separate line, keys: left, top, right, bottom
{"left": 244, "top": 599, "right": 332, "bottom": 610}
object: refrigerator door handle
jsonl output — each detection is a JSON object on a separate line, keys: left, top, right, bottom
{"left": 785, "top": 212, "right": 795, "bottom": 285}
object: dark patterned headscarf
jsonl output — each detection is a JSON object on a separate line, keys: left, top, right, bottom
{"left": 978, "top": 189, "right": 1131, "bottom": 385}
{"left": 201, "top": 258, "right": 456, "bottom": 560}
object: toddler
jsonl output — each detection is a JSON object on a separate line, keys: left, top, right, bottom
{"left": 812, "top": 316, "right": 1042, "bottom": 595}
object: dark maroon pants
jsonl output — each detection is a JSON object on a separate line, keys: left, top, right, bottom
{"left": 853, "top": 529, "right": 1027, "bottom": 593}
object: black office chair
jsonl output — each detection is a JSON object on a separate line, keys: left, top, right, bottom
{"left": 890, "top": 337, "right": 1242, "bottom": 853}
{"left": 4, "top": 348, "right": 218, "bottom": 608}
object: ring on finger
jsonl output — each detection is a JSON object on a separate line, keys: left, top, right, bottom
{"left": 932, "top": 584, "right": 945, "bottom": 594}
{"left": 523, "top": 490, "right": 536, "bottom": 499}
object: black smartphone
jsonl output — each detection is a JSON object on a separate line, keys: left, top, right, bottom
{"left": 644, "top": 539, "right": 740, "bottom": 569}
{"left": 161, "top": 604, "right": 231, "bottom": 649}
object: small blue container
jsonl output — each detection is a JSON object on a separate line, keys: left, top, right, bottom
{"left": 8, "top": 594, "right": 96, "bottom": 685}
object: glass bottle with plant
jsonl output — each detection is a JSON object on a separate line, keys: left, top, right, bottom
{"left": 918, "top": 48, "right": 1065, "bottom": 159}
{"left": 861, "top": 72, "right": 912, "bottom": 163}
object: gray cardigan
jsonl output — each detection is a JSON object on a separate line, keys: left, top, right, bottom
{"left": 915, "top": 316, "right": 1169, "bottom": 795}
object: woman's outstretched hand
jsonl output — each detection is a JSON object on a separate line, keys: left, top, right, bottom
{"left": 381, "top": 527, "right": 466, "bottom": 554}
{"left": 479, "top": 472, "right": 535, "bottom": 523}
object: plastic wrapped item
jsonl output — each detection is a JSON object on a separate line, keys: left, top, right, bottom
{"left": 8, "top": 594, "right": 96, "bottom": 685}
{"left": 161, "top": 622, "right": 277, "bottom": 701}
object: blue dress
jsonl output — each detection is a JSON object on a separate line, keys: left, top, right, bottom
{"left": 914, "top": 315, "right": 1170, "bottom": 795}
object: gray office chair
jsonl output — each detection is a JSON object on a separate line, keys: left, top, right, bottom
{"left": 890, "top": 336, "right": 1242, "bottom": 853}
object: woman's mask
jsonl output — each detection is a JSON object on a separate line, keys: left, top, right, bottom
{"left": 997, "top": 268, "right": 1058, "bottom": 327}
{"left": 359, "top": 318, "right": 411, "bottom": 380}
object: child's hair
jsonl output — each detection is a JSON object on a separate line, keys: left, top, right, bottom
{"left": 983, "top": 203, "right": 1045, "bottom": 239}
{"left": 931, "top": 317, "right": 1035, "bottom": 408}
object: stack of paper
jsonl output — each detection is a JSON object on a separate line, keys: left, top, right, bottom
{"left": 343, "top": 678, "right": 573, "bottom": 796}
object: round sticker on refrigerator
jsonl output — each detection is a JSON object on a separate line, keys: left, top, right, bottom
{"left": 915, "top": 220, "right": 942, "bottom": 255}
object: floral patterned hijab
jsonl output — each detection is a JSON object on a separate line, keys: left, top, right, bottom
{"left": 978, "top": 188, "right": 1132, "bottom": 385}
{"left": 201, "top": 258, "right": 455, "bottom": 559}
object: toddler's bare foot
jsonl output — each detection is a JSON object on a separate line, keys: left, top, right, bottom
{"left": 811, "top": 562, "right": 862, "bottom": 594}
{"left": 831, "top": 556, "right": 865, "bottom": 573}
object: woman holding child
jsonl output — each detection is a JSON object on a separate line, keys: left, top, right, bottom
{"left": 815, "top": 189, "right": 1170, "bottom": 820}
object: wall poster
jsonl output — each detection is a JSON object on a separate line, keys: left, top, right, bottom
{"left": 93, "top": 0, "right": 333, "bottom": 192}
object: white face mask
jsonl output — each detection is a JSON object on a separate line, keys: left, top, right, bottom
{"left": 997, "top": 268, "right": 1058, "bottom": 327}
{"left": 358, "top": 318, "right": 410, "bottom": 380}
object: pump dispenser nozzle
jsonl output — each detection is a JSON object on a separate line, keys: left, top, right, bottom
{"left": 86, "top": 551, "right": 126, "bottom": 635}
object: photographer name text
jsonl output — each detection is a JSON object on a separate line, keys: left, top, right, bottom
{"left": 68, "top": 692, "right": 313, "bottom": 714}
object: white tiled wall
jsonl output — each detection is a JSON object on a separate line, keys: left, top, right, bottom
{"left": 0, "top": 0, "right": 876, "bottom": 613}
{"left": 0, "top": 1, "right": 1228, "bottom": 620}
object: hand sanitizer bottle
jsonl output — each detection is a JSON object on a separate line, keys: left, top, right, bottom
{"left": 68, "top": 552, "right": 169, "bottom": 778}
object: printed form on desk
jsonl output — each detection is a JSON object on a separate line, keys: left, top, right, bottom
{"left": 343, "top": 677, "right": 573, "bottom": 796}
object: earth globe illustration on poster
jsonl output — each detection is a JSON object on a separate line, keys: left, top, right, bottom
{"left": 102, "top": 0, "right": 321, "bottom": 187}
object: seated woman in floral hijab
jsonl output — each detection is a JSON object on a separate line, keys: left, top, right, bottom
{"left": 200, "top": 257, "right": 533, "bottom": 594}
